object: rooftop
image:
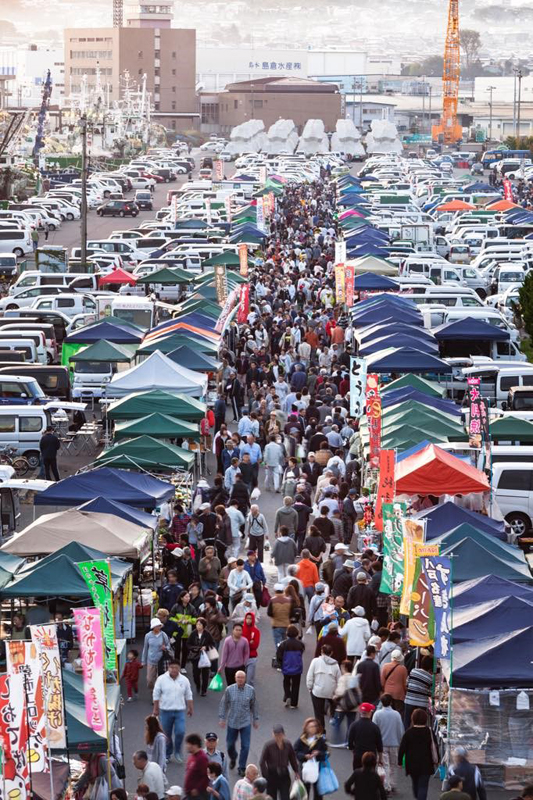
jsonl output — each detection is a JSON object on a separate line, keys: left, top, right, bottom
{"left": 224, "top": 76, "right": 340, "bottom": 94}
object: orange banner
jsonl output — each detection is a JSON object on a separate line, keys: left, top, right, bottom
{"left": 374, "top": 449, "right": 395, "bottom": 532}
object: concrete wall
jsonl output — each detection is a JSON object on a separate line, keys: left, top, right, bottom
{"left": 217, "top": 89, "right": 342, "bottom": 133}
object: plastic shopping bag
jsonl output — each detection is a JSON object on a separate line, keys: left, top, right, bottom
{"left": 208, "top": 672, "right": 224, "bottom": 692}
{"left": 302, "top": 758, "right": 319, "bottom": 784}
{"left": 198, "top": 650, "right": 211, "bottom": 669}
{"left": 289, "top": 779, "right": 308, "bottom": 800}
{"left": 317, "top": 757, "right": 339, "bottom": 796}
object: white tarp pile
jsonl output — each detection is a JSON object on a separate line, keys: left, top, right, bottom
{"left": 365, "top": 120, "right": 403, "bottom": 154}
{"left": 296, "top": 119, "right": 330, "bottom": 155}
{"left": 265, "top": 119, "right": 298, "bottom": 155}
{"left": 226, "top": 120, "right": 268, "bottom": 155}
{"left": 331, "top": 119, "right": 365, "bottom": 157}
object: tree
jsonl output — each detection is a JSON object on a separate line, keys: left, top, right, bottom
{"left": 401, "top": 55, "right": 444, "bottom": 77}
{"left": 518, "top": 272, "right": 533, "bottom": 339}
{"left": 460, "top": 29, "right": 482, "bottom": 68}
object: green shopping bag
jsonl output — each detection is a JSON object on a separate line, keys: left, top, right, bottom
{"left": 208, "top": 673, "right": 224, "bottom": 692}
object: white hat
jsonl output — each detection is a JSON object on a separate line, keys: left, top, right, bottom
{"left": 274, "top": 583, "right": 284, "bottom": 592}
{"left": 391, "top": 649, "right": 404, "bottom": 662}
{"left": 150, "top": 618, "right": 163, "bottom": 629}
{"left": 356, "top": 571, "right": 368, "bottom": 582}
{"left": 334, "top": 543, "right": 348, "bottom": 551}
{"left": 354, "top": 606, "right": 365, "bottom": 617}
{"left": 166, "top": 787, "right": 182, "bottom": 797}
{"left": 227, "top": 556, "right": 237, "bottom": 564}
{"left": 200, "top": 502, "right": 211, "bottom": 510}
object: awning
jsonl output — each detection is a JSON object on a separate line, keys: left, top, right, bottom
{"left": 395, "top": 443, "right": 490, "bottom": 495}
{"left": 33, "top": 467, "right": 174, "bottom": 508}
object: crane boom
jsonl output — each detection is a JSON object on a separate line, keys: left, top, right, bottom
{"left": 432, "top": 0, "right": 462, "bottom": 144}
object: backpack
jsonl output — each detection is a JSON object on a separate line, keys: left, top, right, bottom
{"left": 282, "top": 647, "right": 303, "bottom": 676}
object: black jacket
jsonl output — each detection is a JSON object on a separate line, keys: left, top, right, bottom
{"left": 230, "top": 481, "right": 250, "bottom": 513}
{"left": 347, "top": 718, "right": 383, "bottom": 769}
{"left": 398, "top": 726, "right": 437, "bottom": 777}
{"left": 345, "top": 768, "right": 386, "bottom": 799}
{"left": 301, "top": 461, "right": 322, "bottom": 487}
{"left": 40, "top": 432, "right": 60, "bottom": 459}
{"left": 293, "top": 734, "right": 327, "bottom": 766}
{"left": 346, "top": 584, "right": 378, "bottom": 620}
{"left": 356, "top": 658, "right": 382, "bottom": 704}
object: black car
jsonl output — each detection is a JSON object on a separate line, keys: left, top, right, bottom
{"left": 96, "top": 200, "right": 139, "bottom": 218}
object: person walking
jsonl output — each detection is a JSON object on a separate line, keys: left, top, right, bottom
{"left": 347, "top": 703, "right": 383, "bottom": 770}
{"left": 242, "top": 612, "right": 260, "bottom": 686}
{"left": 271, "top": 527, "right": 298, "bottom": 581}
{"left": 204, "top": 731, "right": 229, "bottom": 781}
{"left": 245, "top": 506, "right": 269, "bottom": 563}
{"left": 267, "top": 583, "right": 293, "bottom": 651}
{"left": 403, "top": 655, "right": 433, "bottom": 729}
{"left": 305, "top": 643, "right": 341, "bottom": 731}
{"left": 207, "top": 762, "right": 231, "bottom": 800}
{"left": 356, "top": 645, "right": 382, "bottom": 706}
{"left": 381, "top": 650, "right": 408, "bottom": 715}
{"left": 274, "top": 497, "right": 299, "bottom": 540}
{"left": 142, "top": 619, "right": 172, "bottom": 691}
{"left": 372, "top": 695, "right": 404, "bottom": 794}
{"left": 187, "top": 618, "right": 216, "bottom": 697}
{"left": 263, "top": 435, "right": 285, "bottom": 493}
{"left": 152, "top": 660, "right": 193, "bottom": 765}
{"left": 218, "top": 623, "right": 250, "bottom": 686}
{"left": 184, "top": 734, "right": 210, "bottom": 800}
{"left": 145, "top": 714, "right": 168, "bottom": 773}
{"left": 276, "top": 625, "right": 305, "bottom": 709}
{"left": 232, "top": 764, "right": 259, "bottom": 800}
{"left": 218, "top": 670, "right": 259, "bottom": 778}
{"left": 444, "top": 747, "right": 487, "bottom": 800}
{"left": 296, "top": 550, "right": 319, "bottom": 605}
{"left": 40, "top": 426, "right": 61, "bottom": 481}
{"left": 398, "top": 709, "right": 438, "bottom": 800}
{"left": 43, "top": 220, "right": 50, "bottom": 241}
{"left": 198, "top": 547, "right": 222, "bottom": 594}
{"left": 341, "top": 607, "right": 371, "bottom": 665}
{"left": 244, "top": 550, "right": 266, "bottom": 609}
{"left": 227, "top": 559, "right": 254, "bottom": 612}
{"left": 259, "top": 724, "right": 300, "bottom": 800}
{"left": 132, "top": 751, "right": 166, "bottom": 800}
{"left": 293, "top": 718, "right": 328, "bottom": 800}
{"left": 344, "top": 751, "right": 386, "bottom": 800}
{"left": 31, "top": 227, "right": 39, "bottom": 251}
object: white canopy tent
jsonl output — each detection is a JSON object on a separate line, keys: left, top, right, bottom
{"left": 106, "top": 351, "right": 207, "bottom": 398}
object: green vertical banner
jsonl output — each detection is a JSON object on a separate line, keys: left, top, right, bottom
{"left": 78, "top": 560, "right": 117, "bottom": 671}
{"left": 380, "top": 501, "right": 407, "bottom": 595}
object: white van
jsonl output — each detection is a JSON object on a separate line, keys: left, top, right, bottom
{"left": 0, "top": 324, "right": 57, "bottom": 363}
{"left": 86, "top": 239, "right": 144, "bottom": 264}
{"left": 461, "top": 365, "right": 533, "bottom": 406}
{"left": 492, "top": 462, "right": 533, "bottom": 535}
{"left": 0, "top": 331, "right": 47, "bottom": 365}
{"left": 0, "top": 230, "right": 33, "bottom": 257}
{"left": 9, "top": 272, "right": 99, "bottom": 296}
{"left": 0, "top": 405, "right": 51, "bottom": 464}
{"left": 72, "top": 359, "right": 115, "bottom": 400}
{"left": 30, "top": 293, "right": 98, "bottom": 318}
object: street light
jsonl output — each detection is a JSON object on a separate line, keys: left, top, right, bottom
{"left": 487, "top": 85, "right": 496, "bottom": 142}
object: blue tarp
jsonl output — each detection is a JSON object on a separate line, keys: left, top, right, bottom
{"left": 359, "top": 323, "right": 433, "bottom": 342}
{"left": 359, "top": 334, "right": 439, "bottom": 356}
{"left": 450, "top": 627, "right": 533, "bottom": 688}
{"left": 452, "top": 596, "right": 533, "bottom": 643}
{"left": 415, "top": 500, "right": 506, "bottom": 540}
{"left": 353, "top": 272, "right": 399, "bottom": 291}
{"left": 348, "top": 245, "right": 391, "bottom": 256}
{"left": 34, "top": 467, "right": 174, "bottom": 508}
{"left": 352, "top": 308, "right": 423, "bottom": 327}
{"left": 354, "top": 294, "right": 418, "bottom": 312}
{"left": 452, "top": 574, "right": 533, "bottom": 608}
{"left": 434, "top": 317, "right": 510, "bottom": 342}
{"left": 433, "top": 523, "right": 526, "bottom": 564}
{"left": 440, "top": 538, "right": 532, "bottom": 582}
{"left": 65, "top": 321, "right": 143, "bottom": 344}
{"left": 77, "top": 496, "right": 158, "bottom": 529}
{"left": 364, "top": 346, "right": 453, "bottom": 374}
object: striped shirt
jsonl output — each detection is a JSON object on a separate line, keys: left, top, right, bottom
{"left": 404, "top": 668, "right": 433, "bottom": 708}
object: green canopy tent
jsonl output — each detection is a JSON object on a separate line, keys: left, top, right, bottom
{"left": 193, "top": 269, "right": 248, "bottom": 286}
{"left": 96, "top": 435, "right": 196, "bottom": 471}
{"left": 166, "top": 345, "right": 220, "bottom": 372}
{"left": 202, "top": 251, "right": 241, "bottom": 267}
{"left": 382, "top": 405, "right": 465, "bottom": 436}
{"left": 15, "top": 541, "right": 132, "bottom": 585}
{"left": 136, "top": 266, "right": 194, "bottom": 285}
{"left": 173, "top": 299, "right": 221, "bottom": 318}
{"left": 0, "top": 554, "right": 107, "bottom": 598}
{"left": 69, "top": 339, "right": 135, "bottom": 363}
{"left": 0, "top": 551, "right": 24, "bottom": 590}
{"left": 489, "top": 415, "right": 533, "bottom": 443}
{"left": 107, "top": 390, "right": 206, "bottom": 421}
{"left": 381, "top": 374, "right": 447, "bottom": 398}
{"left": 114, "top": 413, "right": 201, "bottom": 441}
{"left": 137, "top": 332, "right": 219, "bottom": 356}
{"left": 380, "top": 426, "right": 451, "bottom": 450}
{"left": 58, "top": 670, "right": 120, "bottom": 754}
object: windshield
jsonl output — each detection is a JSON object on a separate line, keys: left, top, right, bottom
{"left": 113, "top": 308, "right": 152, "bottom": 329}
{"left": 75, "top": 361, "right": 112, "bottom": 374}
{"left": 514, "top": 395, "right": 533, "bottom": 410}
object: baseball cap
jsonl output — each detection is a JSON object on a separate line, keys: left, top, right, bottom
{"left": 205, "top": 732, "right": 218, "bottom": 741}
{"left": 200, "top": 502, "right": 211, "bottom": 510}
{"left": 334, "top": 543, "right": 348, "bottom": 551}
{"left": 359, "top": 703, "right": 375, "bottom": 713}
{"left": 274, "top": 583, "right": 284, "bottom": 592}
{"left": 354, "top": 606, "right": 365, "bottom": 617}
{"left": 357, "top": 571, "right": 367, "bottom": 581}
{"left": 166, "top": 788, "right": 182, "bottom": 797}
{"left": 247, "top": 549, "right": 256, "bottom": 556}
{"left": 227, "top": 556, "right": 238, "bottom": 564}
{"left": 344, "top": 560, "right": 356, "bottom": 569}
{"left": 150, "top": 618, "right": 163, "bottom": 629}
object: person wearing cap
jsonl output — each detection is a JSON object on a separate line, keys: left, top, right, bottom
{"left": 204, "top": 732, "right": 229, "bottom": 781}
{"left": 440, "top": 775, "right": 473, "bottom": 800}
{"left": 267, "top": 583, "right": 293, "bottom": 650}
{"left": 444, "top": 747, "right": 487, "bottom": 800}
{"left": 141, "top": 619, "right": 172, "bottom": 691}
{"left": 347, "top": 703, "right": 383, "bottom": 770}
{"left": 259, "top": 725, "right": 300, "bottom": 800}
{"left": 346, "top": 573, "right": 378, "bottom": 624}
{"left": 231, "top": 592, "right": 258, "bottom": 625}
{"left": 341, "top": 606, "right": 371, "bottom": 665}
{"left": 152, "top": 660, "right": 193, "bottom": 764}
{"left": 218, "top": 670, "right": 259, "bottom": 777}
{"left": 372, "top": 694, "right": 404, "bottom": 793}
{"left": 233, "top": 765, "right": 259, "bottom": 800}
{"left": 301, "top": 452, "right": 322, "bottom": 488}
{"left": 165, "top": 785, "right": 183, "bottom": 800}
{"left": 381, "top": 650, "right": 408, "bottom": 714}
{"left": 332, "top": 559, "right": 357, "bottom": 598}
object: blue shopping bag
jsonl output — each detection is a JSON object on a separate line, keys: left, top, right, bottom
{"left": 317, "top": 756, "right": 339, "bottom": 796}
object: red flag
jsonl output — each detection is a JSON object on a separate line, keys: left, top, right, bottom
{"left": 237, "top": 284, "right": 250, "bottom": 324}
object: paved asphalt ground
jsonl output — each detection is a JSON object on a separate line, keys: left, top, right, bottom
{"left": 37, "top": 155, "right": 516, "bottom": 800}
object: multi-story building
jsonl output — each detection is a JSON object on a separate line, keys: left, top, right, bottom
{"left": 0, "top": 45, "right": 65, "bottom": 108}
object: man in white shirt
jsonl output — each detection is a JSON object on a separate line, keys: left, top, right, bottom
{"left": 133, "top": 750, "right": 166, "bottom": 799}
{"left": 227, "top": 559, "right": 253, "bottom": 611}
{"left": 153, "top": 661, "right": 194, "bottom": 764}
{"left": 227, "top": 499, "right": 246, "bottom": 558}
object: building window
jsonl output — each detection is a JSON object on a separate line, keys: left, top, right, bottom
{"left": 138, "top": 68, "right": 143, "bottom": 74}
{"left": 172, "top": 101, "right": 176, "bottom": 110}
{"left": 172, "top": 86, "right": 176, "bottom": 92}
{"left": 253, "top": 99, "right": 263, "bottom": 108}
{"left": 155, "top": 50, "right": 160, "bottom": 59}
{"left": 172, "top": 68, "right": 176, "bottom": 75}
{"left": 154, "top": 101, "right": 160, "bottom": 110}
{"left": 234, "top": 100, "right": 238, "bottom": 109}
{"left": 172, "top": 120, "right": 176, "bottom": 129}
{"left": 138, "top": 50, "right": 143, "bottom": 58}
{"left": 172, "top": 51, "right": 176, "bottom": 58}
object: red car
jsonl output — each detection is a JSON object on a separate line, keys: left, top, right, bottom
{"left": 141, "top": 171, "right": 165, "bottom": 183}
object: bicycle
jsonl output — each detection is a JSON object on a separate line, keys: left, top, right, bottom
{"left": 0, "top": 446, "right": 31, "bottom": 477}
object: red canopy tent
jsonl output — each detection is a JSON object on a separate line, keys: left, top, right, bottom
{"left": 395, "top": 443, "right": 489, "bottom": 496}
{"left": 98, "top": 268, "right": 137, "bottom": 286}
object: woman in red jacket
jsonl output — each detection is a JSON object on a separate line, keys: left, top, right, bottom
{"left": 242, "top": 611, "right": 261, "bottom": 687}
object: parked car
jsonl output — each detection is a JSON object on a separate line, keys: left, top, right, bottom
{"left": 134, "top": 190, "right": 153, "bottom": 210}
{"left": 96, "top": 200, "right": 139, "bottom": 218}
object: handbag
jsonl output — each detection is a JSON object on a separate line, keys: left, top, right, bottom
{"left": 289, "top": 779, "right": 307, "bottom": 800}
{"left": 302, "top": 758, "right": 319, "bottom": 784}
{"left": 338, "top": 685, "right": 361, "bottom": 713}
{"left": 260, "top": 586, "right": 271, "bottom": 608}
{"left": 89, "top": 778, "right": 108, "bottom": 800}
{"left": 317, "top": 757, "right": 339, "bottom": 796}
{"left": 207, "top": 647, "right": 219, "bottom": 661}
{"left": 198, "top": 650, "right": 211, "bottom": 669}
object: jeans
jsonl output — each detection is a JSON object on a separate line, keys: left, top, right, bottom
{"left": 246, "top": 657, "right": 257, "bottom": 686}
{"left": 265, "top": 465, "right": 281, "bottom": 491}
{"left": 411, "top": 774, "right": 430, "bottom": 800}
{"left": 159, "top": 709, "right": 186, "bottom": 759}
{"left": 283, "top": 674, "right": 301, "bottom": 707}
{"left": 201, "top": 580, "right": 218, "bottom": 593}
{"left": 226, "top": 724, "right": 251, "bottom": 770}
{"left": 330, "top": 710, "right": 355, "bottom": 744}
{"left": 273, "top": 627, "right": 287, "bottom": 650}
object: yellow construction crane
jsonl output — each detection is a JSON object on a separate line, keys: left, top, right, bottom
{"left": 432, "top": 0, "right": 462, "bottom": 144}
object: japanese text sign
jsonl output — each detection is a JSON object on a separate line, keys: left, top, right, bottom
{"left": 6, "top": 641, "right": 48, "bottom": 773}
{"left": 467, "top": 377, "right": 482, "bottom": 447}
{"left": 30, "top": 625, "right": 66, "bottom": 749}
{"left": 349, "top": 357, "right": 367, "bottom": 417}
{"left": 78, "top": 559, "right": 117, "bottom": 672}
{"left": 0, "top": 672, "right": 29, "bottom": 800}
{"left": 366, "top": 373, "right": 381, "bottom": 469}
{"left": 422, "top": 556, "right": 451, "bottom": 659}
{"left": 399, "top": 518, "right": 426, "bottom": 615}
{"left": 237, "top": 284, "right": 250, "bottom": 324}
{"left": 375, "top": 449, "right": 395, "bottom": 532}
{"left": 238, "top": 244, "right": 248, "bottom": 277}
{"left": 380, "top": 501, "right": 406, "bottom": 595}
{"left": 73, "top": 608, "right": 106, "bottom": 734}
{"left": 344, "top": 264, "right": 355, "bottom": 308}
{"left": 409, "top": 559, "right": 434, "bottom": 647}
{"left": 334, "top": 263, "right": 345, "bottom": 305}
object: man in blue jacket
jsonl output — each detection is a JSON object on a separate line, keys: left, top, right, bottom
{"left": 244, "top": 550, "right": 266, "bottom": 608}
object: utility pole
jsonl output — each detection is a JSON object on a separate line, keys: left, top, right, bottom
{"left": 359, "top": 79, "right": 363, "bottom": 131}
{"left": 513, "top": 67, "right": 517, "bottom": 138}
{"left": 487, "top": 86, "right": 496, "bottom": 142}
{"left": 80, "top": 115, "right": 88, "bottom": 266}
{"left": 516, "top": 69, "right": 523, "bottom": 145}
{"left": 422, "top": 77, "right": 426, "bottom": 133}
{"left": 351, "top": 76, "right": 356, "bottom": 124}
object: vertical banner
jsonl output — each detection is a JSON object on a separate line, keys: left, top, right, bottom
{"left": 237, "top": 284, "right": 250, "bottom": 324}
{"left": 205, "top": 197, "right": 212, "bottom": 225}
{"left": 170, "top": 195, "right": 179, "bottom": 225}
{"left": 122, "top": 571, "right": 135, "bottom": 639}
{"left": 421, "top": 556, "right": 452, "bottom": 659}
{"left": 78, "top": 560, "right": 117, "bottom": 672}
{"left": 73, "top": 608, "right": 106, "bottom": 734}
{"left": 215, "top": 288, "right": 238, "bottom": 334}
{"left": 256, "top": 199, "right": 265, "bottom": 232}
{"left": 214, "top": 159, "right": 224, "bottom": 181}
{"left": 344, "top": 264, "right": 355, "bottom": 307}
{"left": 30, "top": 625, "right": 67, "bottom": 749}
{"left": 409, "top": 545, "right": 435, "bottom": 648}
{"left": 334, "top": 263, "right": 345, "bottom": 304}
{"left": 213, "top": 263, "right": 228, "bottom": 304}
{"left": 262, "top": 194, "right": 270, "bottom": 220}
{"left": 349, "top": 357, "right": 367, "bottom": 417}
{"left": 466, "top": 376, "right": 482, "bottom": 447}
{"left": 335, "top": 239, "right": 347, "bottom": 265}
{"left": 374, "top": 449, "right": 395, "bottom": 532}
{"left": 0, "top": 672, "right": 29, "bottom": 800}
{"left": 399, "top": 518, "right": 427, "bottom": 615}
{"left": 380, "top": 501, "right": 407, "bottom": 595}
{"left": 366, "top": 373, "right": 381, "bottom": 469}
{"left": 259, "top": 166, "right": 267, "bottom": 185}
{"left": 224, "top": 194, "right": 233, "bottom": 223}
{"left": 238, "top": 243, "right": 248, "bottom": 277}
{"left": 503, "top": 178, "right": 513, "bottom": 201}
{"left": 6, "top": 641, "right": 48, "bottom": 773}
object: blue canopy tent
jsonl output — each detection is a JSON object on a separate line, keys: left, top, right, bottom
{"left": 452, "top": 574, "right": 533, "bottom": 608}
{"left": 381, "top": 389, "right": 461, "bottom": 416}
{"left": 34, "top": 467, "right": 174, "bottom": 508}
{"left": 434, "top": 317, "right": 510, "bottom": 342}
{"left": 440, "top": 538, "right": 532, "bottom": 582}
{"left": 64, "top": 321, "right": 143, "bottom": 345}
{"left": 77, "top": 496, "right": 158, "bottom": 529}
{"left": 446, "top": 627, "right": 533, "bottom": 688}
{"left": 359, "top": 334, "right": 439, "bottom": 356}
{"left": 358, "top": 323, "right": 432, "bottom": 343}
{"left": 354, "top": 295, "right": 418, "bottom": 313}
{"left": 352, "top": 273, "right": 399, "bottom": 291}
{"left": 452, "top": 596, "right": 533, "bottom": 643}
{"left": 433, "top": 523, "right": 527, "bottom": 565}
{"left": 364, "top": 347, "right": 453, "bottom": 374}
{"left": 415, "top": 501, "right": 506, "bottom": 540}
{"left": 463, "top": 182, "right": 496, "bottom": 193}
{"left": 352, "top": 307, "right": 423, "bottom": 328}
{"left": 348, "top": 245, "right": 391, "bottom": 257}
